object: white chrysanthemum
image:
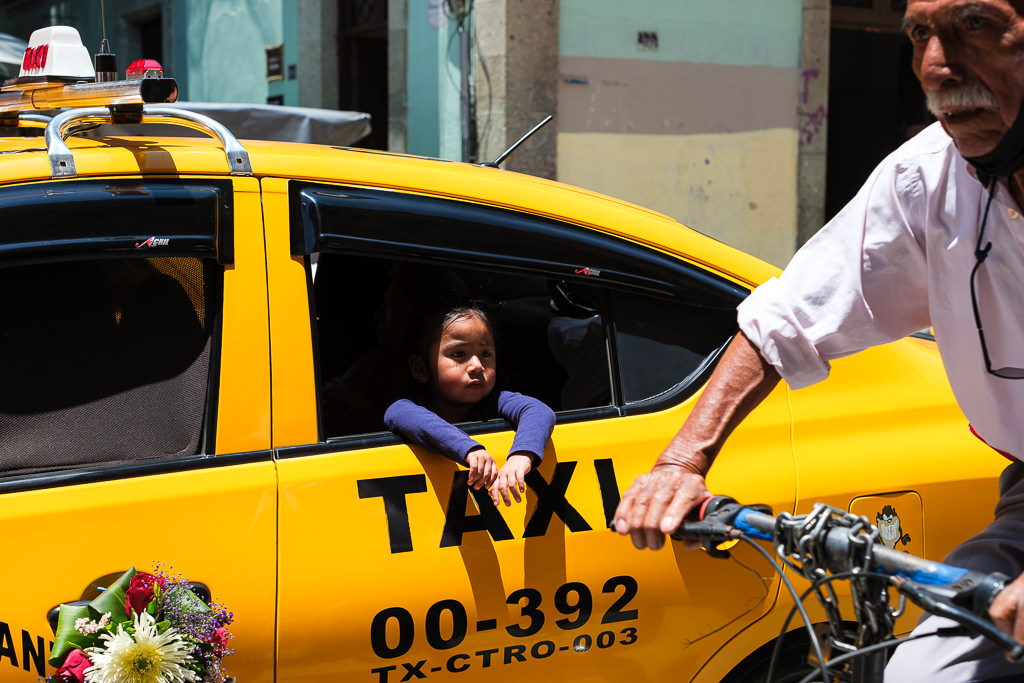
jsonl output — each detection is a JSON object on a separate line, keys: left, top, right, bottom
{"left": 85, "top": 611, "right": 197, "bottom": 683}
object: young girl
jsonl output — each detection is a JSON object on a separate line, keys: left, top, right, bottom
{"left": 384, "top": 304, "right": 555, "bottom": 507}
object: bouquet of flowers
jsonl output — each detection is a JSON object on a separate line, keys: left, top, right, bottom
{"left": 46, "top": 566, "right": 234, "bottom": 683}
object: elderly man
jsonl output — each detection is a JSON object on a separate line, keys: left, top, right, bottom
{"left": 613, "top": 0, "right": 1024, "bottom": 679}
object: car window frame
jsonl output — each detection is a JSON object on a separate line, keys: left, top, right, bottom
{"left": 0, "top": 178, "right": 254, "bottom": 494}
{"left": 287, "top": 181, "right": 749, "bottom": 451}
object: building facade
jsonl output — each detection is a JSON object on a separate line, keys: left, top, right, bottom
{"left": 395, "top": 0, "right": 923, "bottom": 267}
{"left": 0, "top": 0, "right": 923, "bottom": 267}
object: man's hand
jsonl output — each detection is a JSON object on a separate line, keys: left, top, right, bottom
{"left": 613, "top": 463, "right": 710, "bottom": 551}
{"left": 612, "top": 332, "right": 781, "bottom": 552}
{"left": 491, "top": 453, "right": 533, "bottom": 507}
{"left": 466, "top": 448, "right": 498, "bottom": 489}
{"left": 990, "top": 571, "right": 1024, "bottom": 656}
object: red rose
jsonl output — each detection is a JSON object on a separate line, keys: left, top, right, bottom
{"left": 210, "top": 627, "right": 232, "bottom": 656}
{"left": 124, "top": 573, "right": 166, "bottom": 616}
{"left": 53, "top": 649, "right": 91, "bottom": 683}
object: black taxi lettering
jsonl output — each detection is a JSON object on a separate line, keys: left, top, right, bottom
{"left": 0, "top": 621, "right": 51, "bottom": 676}
{"left": 369, "top": 575, "right": 639, "bottom": 680}
{"left": 440, "top": 472, "right": 514, "bottom": 547}
{"left": 358, "top": 460, "right": 621, "bottom": 554}
{"left": 522, "top": 462, "right": 591, "bottom": 537}
{"left": 358, "top": 474, "right": 429, "bottom": 554}
{"left": 401, "top": 660, "right": 426, "bottom": 680}
{"left": 594, "top": 458, "right": 622, "bottom": 528}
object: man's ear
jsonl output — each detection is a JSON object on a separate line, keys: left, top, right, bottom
{"left": 409, "top": 355, "right": 429, "bottom": 383}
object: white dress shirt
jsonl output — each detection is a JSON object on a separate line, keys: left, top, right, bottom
{"left": 738, "top": 122, "right": 1024, "bottom": 457}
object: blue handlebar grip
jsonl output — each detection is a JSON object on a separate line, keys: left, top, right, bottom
{"left": 733, "top": 508, "right": 773, "bottom": 542}
{"left": 892, "top": 561, "right": 968, "bottom": 586}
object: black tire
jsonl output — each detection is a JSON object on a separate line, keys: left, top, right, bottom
{"left": 720, "top": 630, "right": 821, "bottom": 683}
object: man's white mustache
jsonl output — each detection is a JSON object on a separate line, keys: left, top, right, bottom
{"left": 927, "top": 82, "right": 999, "bottom": 116}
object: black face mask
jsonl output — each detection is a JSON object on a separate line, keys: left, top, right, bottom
{"left": 963, "top": 105, "right": 1024, "bottom": 185}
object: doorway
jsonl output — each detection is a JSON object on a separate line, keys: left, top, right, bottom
{"left": 826, "top": 0, "right": 931, "bottom": 219}
{"left": 338, "top": 0, "right": 388, "bottom": 150}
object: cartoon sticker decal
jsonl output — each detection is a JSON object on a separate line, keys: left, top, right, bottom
{"left": 877, "top": 505, "right": 911, "bottom": 549}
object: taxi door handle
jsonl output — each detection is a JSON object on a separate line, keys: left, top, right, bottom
{"left": 188, "top": 581, "right": 212, "bottom": 604}
{"left": 47, "top": 582, "right": 212, "bottom": 633}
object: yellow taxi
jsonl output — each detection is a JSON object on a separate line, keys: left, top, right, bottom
{"left": 0, "top": 25, "right": 1008, "bottom": 683}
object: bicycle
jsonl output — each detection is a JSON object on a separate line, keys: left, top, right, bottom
{"left": 672, "top": 496, "right": 1024, "bottom": 683}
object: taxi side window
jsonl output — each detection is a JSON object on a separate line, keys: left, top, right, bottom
{"left": 291, "top": 182, "right": 747, "bottom": 441}
{"left": 0, "top": 179, "right": 231, "bottom": 482}
{"left": 313, "top": 256, "right": 612, "bottom": 438}
{"left": 610, "top": 290, "right": 738, "bottom": 407}
{"left": 0, "top": 257, "right": 215, "bottom": 477}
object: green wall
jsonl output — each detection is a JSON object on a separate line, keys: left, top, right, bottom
{"left": 560, "top": 0, "right": 802, "bottom": 68}
{"left": 406, "top": 0, "right": 462, "bottom": 159}
{"left": 184, "top": 0, "right": 283, "bottom": 103}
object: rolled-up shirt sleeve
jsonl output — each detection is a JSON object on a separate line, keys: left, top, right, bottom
{"left": 738, "top": 148, "right": 932, "bottom": 390}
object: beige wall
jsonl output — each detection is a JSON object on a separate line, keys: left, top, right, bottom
{"left": 553, "top": 0, "right": 807, "bottom": 268}
{"left": 558, "top": 129, "right": 799, "bottom": 268}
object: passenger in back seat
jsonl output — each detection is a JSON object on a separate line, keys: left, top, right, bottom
{"left": 322, "top": 262, "right": 469, "bottom": 436}
{"left": 384, "top": 304, "right": 555, "bottom": 507}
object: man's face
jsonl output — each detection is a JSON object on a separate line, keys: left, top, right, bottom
{"left": 905, "top": 0, "right": 1024, "bottom": 156}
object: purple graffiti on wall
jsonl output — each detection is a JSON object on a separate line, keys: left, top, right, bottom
{"left": 800, "top": 69, "right": 826, "bottom": 146}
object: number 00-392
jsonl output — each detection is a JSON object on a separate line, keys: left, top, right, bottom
{"left": 370, "top": 575, "right": 639, "bottom": 659}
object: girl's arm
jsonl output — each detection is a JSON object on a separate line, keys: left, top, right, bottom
{"left": 495, "top": 391, "right": 556, "bottom": 462}
{"left": 489, "top": 392, "right": 556, "bottom": 507}
{"left": 384, "top": 398, "right": 484, "bottom": 465}
{"left": 385, "top": 398, "right": 498, "bottom": 489}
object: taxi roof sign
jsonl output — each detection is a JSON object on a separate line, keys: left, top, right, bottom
{"left": 19, "top": 26, "right": 94, "bottom": 81}
{"left": 0, "top": 22, "right": 250, "bottom": 180}
{"left": 0, "top": 23, "right": 178, "bottom": 120}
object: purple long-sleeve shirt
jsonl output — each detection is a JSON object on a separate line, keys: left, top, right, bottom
{"left": 384, "top": 390, "right": 555, "bottom": 465}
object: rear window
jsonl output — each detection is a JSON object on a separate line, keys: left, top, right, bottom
{"left": 0, "top": 179, "right": 230, "bottom": 479}
{"left": 0, "top": 256, "right": 217, "bottom": 477}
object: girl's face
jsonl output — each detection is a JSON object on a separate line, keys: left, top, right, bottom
{"left": 421, "top": 313, "right": 496, "bottom": 415}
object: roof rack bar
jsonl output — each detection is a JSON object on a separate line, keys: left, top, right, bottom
{"left": 142, "top": 106, "right": 251, "bottom": 175}
{"left": 44, "top": 105, "right": 253, "bottom": 179}
{"left": 19, "top": 113, "right": 52, "bottom": 125}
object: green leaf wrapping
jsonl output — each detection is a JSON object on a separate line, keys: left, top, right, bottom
{"left": 47, "top": 603, "right": 93, "bottom": 666}
{"left": 48, "top": 567, "right": 137, "bottom": 668}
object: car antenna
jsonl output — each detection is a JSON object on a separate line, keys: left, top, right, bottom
{"left": 480, "top": 114, "right": 552, "bottom": 168}
{"left": 94, "top": 0, "right": 117, "bottom": 81}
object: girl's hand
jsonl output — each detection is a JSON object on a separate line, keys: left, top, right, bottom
{"left": 491, "top": 453, "right": 533, "bottom": 507}
{"left": 466, "top": 448, "right": 498, "bottom": 489}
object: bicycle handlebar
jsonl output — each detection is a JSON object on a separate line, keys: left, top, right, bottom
{"left": 673, "top": 496, "right": 1024, "bottom": 662}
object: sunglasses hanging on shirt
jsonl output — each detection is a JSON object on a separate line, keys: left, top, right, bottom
{"left": 970, "top": 177, "right": 1024, "bottom": 379}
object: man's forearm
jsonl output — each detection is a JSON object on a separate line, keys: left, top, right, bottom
{"left": 654, "top": 330, "right": 781, "bottom": 475}
{"left": 613, "top": 330, "right": 782, "bottom": 550}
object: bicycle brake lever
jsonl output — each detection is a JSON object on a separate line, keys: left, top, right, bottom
{"left": 670, "top": 521, "right": 737, "bottom": 558}
{"left": 670, "top": 496, "right": 746, "bottom": 558}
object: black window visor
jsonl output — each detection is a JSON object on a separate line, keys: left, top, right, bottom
{"left": 0, "top": 179, "right": 234, "bottom": 266}
{"left": 289, "top": 183, "right": 747, "bottom": 310}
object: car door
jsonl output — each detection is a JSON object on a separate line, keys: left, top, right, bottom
{"left": 265, "top": 179, "right": 796, "bottom": 681}
{"left": 0, "top": 177, "right": 277, "bottom": 683}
